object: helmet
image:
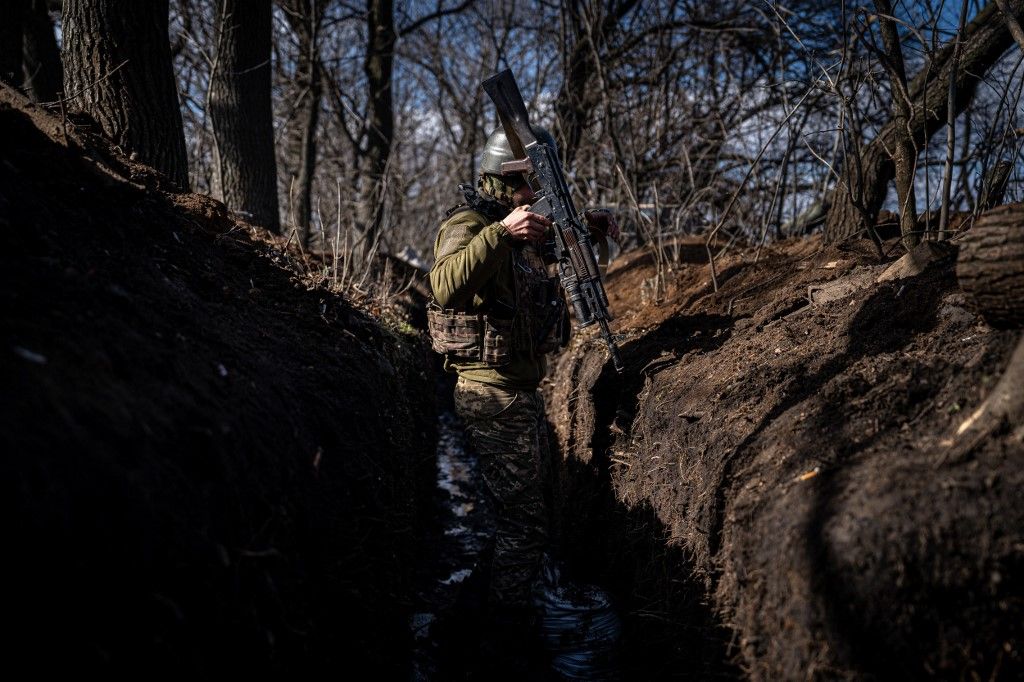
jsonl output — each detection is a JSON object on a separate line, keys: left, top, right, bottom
{"left": 479, "top": 125, "right": 557, "bottom": 176}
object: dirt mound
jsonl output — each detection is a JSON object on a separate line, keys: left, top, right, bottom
{"left": 546, "top": 236, "right": 1024, "bottom": 679}
{"left": 0, "top": 87, "right": 435, "bottom": 675}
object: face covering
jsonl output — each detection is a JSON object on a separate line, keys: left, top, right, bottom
{"left": 478, "top": 173, "right": 526, "bottom": 207}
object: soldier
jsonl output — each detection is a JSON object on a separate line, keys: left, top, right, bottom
{"left": 428, "top": 125, "right": 617, "bottom": 667}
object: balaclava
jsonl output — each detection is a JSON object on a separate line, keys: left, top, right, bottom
{"left": 478, "top": 173, "right": 522, "bottom": 207}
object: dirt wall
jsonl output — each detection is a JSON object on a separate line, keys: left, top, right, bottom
{"left": 0, "top": 89, "right": 435, "bottom": 676}
{"left": 546, "top": 239, "right": 1024, "bottom": 679}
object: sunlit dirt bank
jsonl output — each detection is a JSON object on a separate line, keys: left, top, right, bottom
{"left": 0, "top": 88, "right": 435, "bottom": 676}
{"left": 546, "top": 236, "right": 1024, "bottom": 679}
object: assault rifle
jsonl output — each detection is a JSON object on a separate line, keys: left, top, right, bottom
{"left": 482, "top": 69, "right": 623, "bottom": 373}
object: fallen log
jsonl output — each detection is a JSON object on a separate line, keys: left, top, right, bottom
{"left": 957, "top": 202, "right": 1024, "bottom": 328}
{"left": 946, "top": 202, "right": 1024, "bottom": 461}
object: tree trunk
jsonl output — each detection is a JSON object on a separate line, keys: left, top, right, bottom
{"left": 292, "top": 63, "right": 320, "bottom": 247}
{"left": 825, "top": 0, "right": 1024, "bottom": 244}
{"left": 945, "top": 186, "right": 1024, "bottom": 464}
{"left": 939, "top": 0, "right": 970, "bottom": 240}
{"left": 361, "top": 0, "right": 394, "bottom": 252}
{"left": 209, "top": 0, "right": 280, "bottom": 232}
{"left": 1, "top": 0, "right": 26, "bottom": 87}
{"left": 283, "top": 0, "right": 322, "bottom": 246}
{"left": 22, "top": 0, "right": 64, "bottom": 103}
{"left": 875, "top": 0, "right": 919, "bottom": 248}
{"left": 978, "top": 159, "right": 1013, "bottom": 211}
{"left": 945, "top": 333, "right": 1024, "bottom": 459}
{"left": 62, "top": 0, "right": 189, "bottom": 189}
{"left": 996, "top": 0, "right": 1024, "bottom": 51}
{"left": 956, "top": 202, "right": 1024, "bottom": 328}
{"left": 555, "top": 1, "right": 595, "bottom": 170}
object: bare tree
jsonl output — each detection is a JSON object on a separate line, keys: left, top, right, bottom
{"left": 170, "top": 0, "right": 219, "bottom": 194}
{"left": 209, "top": 0, "right": 281, "bottom": 231}
{"left": 156, "top": 0, "right": 1024, "bottom": 292}
{"left": 281, "top": 0, "right": 325, "bottom": 245}
{"left": 554, "top": 0, "right": 639, "bottom": 169}
{"left": 825, "top": 0, "right": 1024, "bottom": 244}
{"left": 63, "top": 0, "right": 190, "bottom": 189}
{"left": 874, "top": 0, "right": 919, "bottom": 247}
{"left": 312, "top": 0, "right": 474, "bottom": 257}
{"left": 938, "top": 0, "right": 971, "bottom": 239}
{"left": 360, "top": 0, "right": 395, "bottom": 253}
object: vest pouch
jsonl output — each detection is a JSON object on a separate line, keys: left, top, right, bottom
{"left": 532, "top": 278, "right": 568, "bottom": 354}
{"left": 427, "top": 305, "right": 483, "bottom": 360}
{"left": 482, "top": 316, "right": 513, "bottom": 366}
{"left": 536, "top": 300, "right": 569, "bottom": 354}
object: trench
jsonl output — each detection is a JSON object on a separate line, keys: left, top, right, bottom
{"left": 405, "top": 370, "right": 739, "bottom": 680}
{"left": 409, "top": 391, "right": 493, "bottom": 680}
{"left": 548, "top": 363, "right": 743, "bottom": 681}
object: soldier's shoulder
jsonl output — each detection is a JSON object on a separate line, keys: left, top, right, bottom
{"left": 440, "top": 206, "right": 490, "bottom": 230}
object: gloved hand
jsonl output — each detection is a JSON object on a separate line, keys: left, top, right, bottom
{"left": 584, "top": 208, "right": 620, "bottom": 242}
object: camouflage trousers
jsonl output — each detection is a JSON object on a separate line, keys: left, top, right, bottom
{"left": 454, "top": 376, "right": 552, "bottom": 610}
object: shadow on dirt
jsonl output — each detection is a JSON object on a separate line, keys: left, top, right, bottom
{"left": 615, "top": 313, "right": 735, "bottom": 427}
{"left": 1, "top": 96, "right": 437, "bottom": 676}
{"left": 556, "top": 448, "right": 743, "bottom": 680}
{"left": 708, "top": 272, "right": 948, "bottom": 557}
{"left": 550, "top": 263, "right": 990, "bottom": 679}
{"left": 549, "top": 311, "right": 743, "bottom": 679}
{"left": 797, "top": 277, "right": 1024, "bottom": 679}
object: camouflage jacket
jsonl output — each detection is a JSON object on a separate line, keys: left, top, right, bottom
{"left": 429, "top": 202, "right": 564, "bottom": 390}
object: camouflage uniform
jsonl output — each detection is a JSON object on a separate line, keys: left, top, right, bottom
{"left": 429, "top": 178, "right": 564, "bottom": 612}
{"left": 453, "top": 377, "right": 551, "bottom": 608}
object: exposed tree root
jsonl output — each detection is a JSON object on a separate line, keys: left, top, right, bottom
{"left": 942, "top": 333, "right": 1024, "bottom": 462}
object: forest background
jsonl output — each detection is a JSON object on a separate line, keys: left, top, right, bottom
{"left": 4, "top": 0, "right": 1024, "bottom": 299}
{"left": 5, "top": 3, "right": 1024, "bottom": 676}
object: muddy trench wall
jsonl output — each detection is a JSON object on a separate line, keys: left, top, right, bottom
{"left": 545, "top": 250, "right": 1024, "bottom": 680}
{"left": 1, "top": 94, "right": 437, "bottom": 676}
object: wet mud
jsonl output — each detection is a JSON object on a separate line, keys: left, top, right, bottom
{"left": 409, "top": 397, "right": 493, "bottom": 680}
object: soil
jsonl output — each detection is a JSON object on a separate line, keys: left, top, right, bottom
{"left": 0, "top": 87, "right": 436, "bottom": 675}
{"left": 5, "top": 78, "right": 1023, "bottom": 681}
{"left": 545, "top": 233, "right": 1024, "bottom": 679}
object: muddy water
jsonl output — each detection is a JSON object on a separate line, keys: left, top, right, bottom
{"left": 410, "top": 407, "right": 622, "bottom": 680}
{"left": 409, "top": 409, "right": 492, "bottom": 680}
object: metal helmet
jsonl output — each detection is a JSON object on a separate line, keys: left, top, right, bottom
{"left": 479, "top": 125, "right": 557, "bottom": 176}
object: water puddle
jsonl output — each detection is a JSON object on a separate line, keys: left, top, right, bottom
{"left": 409, "top": 409, "right": 491, "bottom": 680}
{"left": 535, "top": 555, "right": 622, "bottom": 680}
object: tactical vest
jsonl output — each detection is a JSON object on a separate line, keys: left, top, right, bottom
{"left": 428, "top": 196, "right": 568, "bottom": 367}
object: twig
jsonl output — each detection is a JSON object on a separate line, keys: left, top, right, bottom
{"left": 333, "top": 178, "right": 341, "bottom": 290}
{"left": 56, "top": 59, "right": 129, "bottom": 104}
{"left": 706, "top": 82, "right": 818, "bottom": 291}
